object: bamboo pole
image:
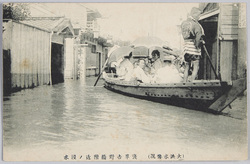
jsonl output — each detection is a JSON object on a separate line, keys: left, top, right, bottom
{"left": 203, "top": 44, "right": 221, "bottom": 81}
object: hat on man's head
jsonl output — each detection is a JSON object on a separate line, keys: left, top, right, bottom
{"left": 162, "top": 55, "right": 175, "bottom": 62}
{"left": 190, "top": 7, "right": 202, "bottom": 17}
{"left": 124, "top": 52, "right": 132, "bottom": 58}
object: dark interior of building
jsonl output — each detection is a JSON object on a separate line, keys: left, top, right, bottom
{"left": 199, "top": 15, "right": 218, "bottom": 80}
{"left": 3, "top": 50, "right": 11, "bottom": 95}
{"left": 51, "top": 43, "right": 64, "bottom": 84}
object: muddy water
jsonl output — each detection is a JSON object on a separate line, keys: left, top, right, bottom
{"left": 2, "top": 77, "right": 247, "bottom": 161}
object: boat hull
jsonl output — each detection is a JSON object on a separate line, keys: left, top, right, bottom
{"left": 104, "top": 77, "right": 230, "bottom": 113}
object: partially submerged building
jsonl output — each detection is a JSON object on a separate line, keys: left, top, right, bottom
{"left": 198, "top": 3, "right": 247, "bottom": 82}
{"left": 3, "top": 3, "right": 113, "bottom": 94}
{"left": 79, "top": 6, "right": 112, "bottom": 77}
{"left": 3, "top": 17, "right": 74, "bottom": 94}
{"left": 28, "top": 3, "right": 112, "bottom": 78}
{"left": 80, "top": 32, "right": 111, "bottom": 77}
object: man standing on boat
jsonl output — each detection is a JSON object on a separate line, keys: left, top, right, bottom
{"left": 181, "top": 7, "right": 205, "bottom": 82}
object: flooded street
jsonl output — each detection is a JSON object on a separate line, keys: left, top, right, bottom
{"left": 3, "top": 77, "right": 247, "bottom": 161}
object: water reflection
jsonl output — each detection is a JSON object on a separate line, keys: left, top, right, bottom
{"left": 2, "top": 77, "right": 247, "bottom": 160}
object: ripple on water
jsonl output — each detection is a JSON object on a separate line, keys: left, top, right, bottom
{"left": 2, "top": 77, "right": 247, "bottom": 160}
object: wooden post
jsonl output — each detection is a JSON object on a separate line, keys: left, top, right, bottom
{"left": 208, "top": 78, "right": 246, "bottom": 113}
{"left": 49, "top": 32, "right": 53, "bottom": 85}
{"left": 220, "top": 41, "right": 233, "bottom": 82}
{"left": 78, "top": 44, "right": 88, "bottom": 79}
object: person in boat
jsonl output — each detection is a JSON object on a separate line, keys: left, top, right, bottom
{"left": 132, "top": 59, "right": 151, "bottom": 83}
{"left": 143, "top": 58, "right": 153, "bottom": 75}
{"left": 116, "top": 53, "right": 134, "bottom": 80}
{"left": 110, "top": 61, "right": 117, "bottom": 74}
{"left": 153, "top": 55, "right": 183, "bottom": 83}
{"left": 150, "top": 50, "right": 163, "bottom": 74}
{"left": 181, "top": 7, "right": 205, "bottom": 82}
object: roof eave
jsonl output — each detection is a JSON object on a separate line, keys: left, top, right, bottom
{"left": 199, "top": 8, "right": 220, "bottom": 21}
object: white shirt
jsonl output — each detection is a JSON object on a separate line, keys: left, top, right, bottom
{"left": 132, "top": 66, "right": 150, "bottom": 83}
{"left": 116, "top": 59, "right": 134, "bottom": 78}
{"left": 152, "top": 58, "right": 163, "bottom": 72}
{"left": 154, "top": 65, "right": 182, "bottom": 83}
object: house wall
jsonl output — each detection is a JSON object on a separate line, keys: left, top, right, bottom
{"left": 77, "top": 45, "right": 87, "bottom": 79}
{"left": 85, "top": 47, "right": 98, "bottom": 76}
{"left": 96, "top": 44, "right": 103, "bottom": 74}
{"left": 52, "top": 33, "right": 64, "bottom": 44}
{"left": 64, "top": 38, "right": 74, "bottom": 79}
{"left": 200, "top": 3, "right": 245, "bottom": 82}
{"left": 3, "top": 21, "right": 51, "bottom": 91}
{"left": 219, "top": 3, "right": 239, "bottom": 40}
{"left": 219, "top": 3, "right": 239, "bottom": 81}
{"left": 237, "top": 3, "right": 247, "bottom": 79}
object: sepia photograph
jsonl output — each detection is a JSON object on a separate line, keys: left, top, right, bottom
{"left": 1, "top": 1, "right": 248, "bottom": 162}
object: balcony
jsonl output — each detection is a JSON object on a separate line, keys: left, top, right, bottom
{"left": 86, "top": 20, "right": 100, "bottom": 32}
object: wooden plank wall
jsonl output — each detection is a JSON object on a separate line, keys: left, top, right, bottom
{"left": 219, "top": 41, "right": 233, "bottom": 82}
{"left": 86, "top": 47, "right": 96, "bottom": 68}
{"left": 237, "top": 3, "right": 247, "bottom": 79}
{"left": 220, "top": 3, "right": 239, "bottom": 40}
{"left": 219, "top": 3, "right": 239, "bottom": 81}
{"left": 102, "top": 48, "right": 108, "bottom": 67}
{"left": 2, "top": 22, "right": 12, "bottom": 50}
{"left": 10, "top": 22, "right": 51, "bottom": 89}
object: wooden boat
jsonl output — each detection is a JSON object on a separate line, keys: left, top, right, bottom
{"left": 103, "top": 74, "right": 246, "bottom": 114}
{"left": 98, "top": 34, "right": 246, "bottom": 114}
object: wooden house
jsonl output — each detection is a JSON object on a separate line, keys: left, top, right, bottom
{"left": 78, "top": 32, "right": 111, "bottom": 77}
{"left": 2, "top": 17, "right": 74, "bottom": 94}
{"left": 198, "top": 3, "right": 246, "bottom": 82}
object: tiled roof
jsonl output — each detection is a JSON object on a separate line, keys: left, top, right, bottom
{"left": 20, "top": 17, "right": 65, "bottom": 32}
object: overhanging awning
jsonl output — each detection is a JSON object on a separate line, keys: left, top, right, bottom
{"left": 199, "top": 8, "right": 220, "bottom": 21}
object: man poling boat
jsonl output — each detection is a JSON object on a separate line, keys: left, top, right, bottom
{"left": 181, "top": 7, "right": 205, "bottom": 82}
{"left": 96, "top": 34, "right": 246, "bottom": 114}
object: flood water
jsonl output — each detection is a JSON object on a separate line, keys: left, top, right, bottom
{"left": 2, "top": 77, "right": 248, "bottom": 161}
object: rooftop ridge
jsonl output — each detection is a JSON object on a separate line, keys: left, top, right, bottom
{"left": 24, "top": 16, "right": 64, "bottom": 20}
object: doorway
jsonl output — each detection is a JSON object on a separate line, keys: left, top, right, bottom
{"left": 199, "top": 16, "right": 218, "bottom": 80}
{"left": 51, "top": 43, "right": 64, "bottom": 84}
{"left": 3, "top": 50, "right": 11, "bottom": 95}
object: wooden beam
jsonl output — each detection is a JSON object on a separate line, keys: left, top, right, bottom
{"left": 221, "top": 9, "right": 239, "bottom": 16}
{"left": 106, "top": 77, "right": 222, "bottom": 88}
{"left": 219, "top": 35, "right": 238, "bottom": 40}
{"left": 220, "top": 41, "right": 233, "bottom": 81}
{"left": 221, "top": 28, "right": 238, "bottom": 35}
{"left": 199, "top": 9, "right": 220, "bottom": 21}
{"left": 208, "top": 78, "right": 246, "bottom": 113}
{"left": 220, "top": 16, "right": 239, "bottom": 21}
{"left": 221, "top": 19, "right": 239, "bottom": 25}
